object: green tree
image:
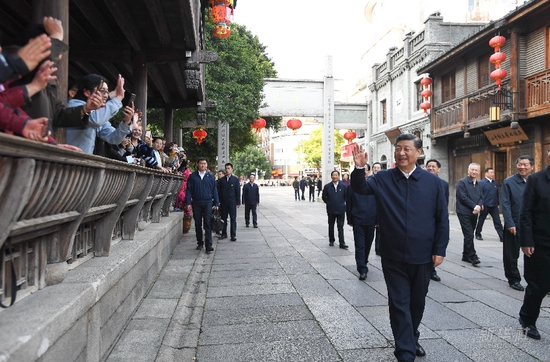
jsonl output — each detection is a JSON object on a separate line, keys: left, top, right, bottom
{"left": 232, "top": 145, "right": 271, "bottom": 179}
{"left": 146, "top": 22, "right": 280, "bottom": 165}
{"left": 297, "top": 127, "right": 345, "bottom": 168}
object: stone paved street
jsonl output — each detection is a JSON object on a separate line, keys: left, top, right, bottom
{"left": 107, "top": 186, "right": 550, "bottom": 362}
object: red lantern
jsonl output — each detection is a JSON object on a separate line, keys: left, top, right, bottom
{"left": 420, "top": 77, "right": 432, "bottom": 86}
{"left": 192, "top": 128, "right": 208, "bottom": 145}
{"left": 489, "top": 35, "right": 506, "bottom": 52}
{"left": 211, "top": 3, "right": 227, "bottom": 24}
{"left": 286, "top": 118, "right": 302, "bottom": 132}
{"left": 420, "top": 102, "right": 432, "bottom": 112}
{"left": 343, "top": 131, "right": 357, "bottom": 144}
{"left": 251, "top": 118, "right": 266, "bottom": 133}
{"left": 421, "top": 89, "right": 433, "bottom": 99}
{"left": 213, "top": 24, "right": 231, "bottom": 39}
{"left": 490, "top": 52, "right": 506, "bottom": 67}
{"left": 490, "top": 69, "right": 508, "bottom": 89}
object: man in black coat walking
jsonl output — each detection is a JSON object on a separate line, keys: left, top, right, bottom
{"left": 218, "top": 163, "right": 241, "bottom": 241}
{"left": 475, "top": 167, "right": 504, "bottom": 242}
{"left": 242, "top": 173, "right": 260, "bottom": 228}
{"left": 322, "top": 170, "right": 348, "bottom": 249}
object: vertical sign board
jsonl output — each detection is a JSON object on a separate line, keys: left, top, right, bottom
{"left": 322, "top": 76, "right": 335, "bottom": 187}
{"left": 218, "top": 121, "right": 230, "bottom": 171}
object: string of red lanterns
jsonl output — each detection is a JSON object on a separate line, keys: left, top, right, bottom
{"left": 251, "top": 118, "right": 266, "bottom": 133}
{"left": 419, "top": 76, "right": 432, "bottom": 114}
{"left": 209, "top": 0, "right": 235, "bottom": 39}
{"left": 489, "top": 35, "right": 507, "bottom": 90}
{"left": 192, "top": 128, "right": 207, "bottom": 145}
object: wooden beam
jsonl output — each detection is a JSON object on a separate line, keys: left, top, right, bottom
{"left": 177, "top": 0, "right": 197, "bottom": 50}
{"left": 169, "top": 62, "right": 188, "bottom": 100}
{"left": 147, "top": 97, "right": 197, "bottom": 109}
{"left": 147, "top": 63, "right": 171, "bottom": 104}
{"left": 69, "top": 45, "right": 133, "bottom": 63}
{"left": 102, "top": 0, "right": 142, "bottom": 51}
{"left": 144, "top": 0, "right": 172, "bottom": 48}
{"left": 70, "top": 1, "right": 117, "bottom": 41}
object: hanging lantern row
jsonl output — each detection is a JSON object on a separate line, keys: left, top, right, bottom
{"left": 489, "top": 35, "right": 507, "bottom": 90}
{"left": 251, "top": 118, "right": 266, "bottom": 133}
{"left": 192, "top": 128, "right": 207, "bottom": 145}
{"left": 419, "top": 76, "right": 432, "bottom": 114}
{"left": 209, "top": 0, "right": 235, "bottom": 39}
{"left": 343, "top": 130, "right": 357, "bottom": 144}
{"left": 286, "top": 118, "right": 302, "bottom": 133}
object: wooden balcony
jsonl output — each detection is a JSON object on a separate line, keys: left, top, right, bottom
{"left": 0, "top": 133, "right": 183, "bottom": 306}
{"left": 525, "top": 69, "right": 550, "bottom": 118}
{"left": 432, "top": 83, "right": 512, "bottom": 138}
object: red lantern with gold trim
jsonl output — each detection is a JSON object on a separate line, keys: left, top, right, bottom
{"left": 489, "top": 35, "right": 506, "bottom": 52}
{"left": 420, "top": 102, "right": 432, "bottom": 112}
{"left": 490, "top": 69, "right": 508, "bottom": 89}
{"left": 343, "top": 131, "right": 357, "bottom": 144}
{"left": 251, "top": 118, "right": 266, "bottom": 133}
{"left": 192, "top": 128, "right": 208, "bottom": 145}
{"left": 211, "top": 3, "right": 227, "bottom": 24}
{"left": 286, "top": 118, "right": 302, "bottom": 132}
{"left": 420, "top": 77, "right": 432, "bottom": 86}
{"left": 421, "top": 89, "right": 433, "bottom": 99}
{"left": 490, "top": 52, "right": 506, "bottom": 68}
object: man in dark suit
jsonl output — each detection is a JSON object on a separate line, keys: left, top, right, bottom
{"left": 501, "top": 155, "right": 533, "bottom": 292}
{"left": 299, "top": 176, "right": 306, "bottom": 200}
{"left": 185, "top": 158, "right": 220, "bottom": 253}
{"left": 425, "top": 159, "right": 449, "bottom": 282}
{"left": 456, "top": 163, "right": 484, "bottom": 266}
{"left": 475, "top": 167, "right": 504, "bottom": 242}
{"left": 322, "top": 170, "right": 348, "bottom": 249}
{"left": 218, "top": 163, "right": 241, "bottom": 241}
{"left": 352, "top": 134, "right": 449, "bottom": 362}
{"left": 316, "top": 176, "right": 322, "bottom": 197}
{"left": 308, "top": 176, "right": 316, "bottom": 201}
{"left": 346, "top": 164, "right": 376, "bottom": 280}
{"left": 242, "top": 173, "right": 260, "bottom": 228}
{"left": 518, "top": 149, "right": 550, "bottom": 340}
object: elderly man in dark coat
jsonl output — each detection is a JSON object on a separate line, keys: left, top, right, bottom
{"left": 322, "top": 170, "right": 348, "bottom": 249}
{"left": 352, "top": 134, "right": 449, "bottom": 362}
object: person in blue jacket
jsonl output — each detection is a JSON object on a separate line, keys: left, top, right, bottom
{"left": 322, "top": 170, "right": 348, "bottom": 249}
{"left": 299, "top": 176, "right": 306, "bottom": 200}
{"left": 351, "top": 134, "right": 449, "bottom": 362}
{"left": 184, "top": 158, "right": 220, "bottom": 253}
{"left": 242, "top": 173, "right": 260, "bottom": 228}
{"left": 346, "top": 164, "right": 376, "bottom": 280}
{"left": 475, "top": 167, "right": 504, "bottom": 242}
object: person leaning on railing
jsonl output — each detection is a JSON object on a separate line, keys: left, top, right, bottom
{"left": 65, "top": 74, "right": 134, "bottom": 154}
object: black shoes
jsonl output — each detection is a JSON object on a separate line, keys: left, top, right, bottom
{"left": 205, "top": 246, "right": 214, "bottom": 254}
{"left": 196, "top": 244, "right": 203, "bottom": 250}
{"left": 416, "top": 343, "right": 426, "bottom": 357}
{"left": 329, "top": 242, "right": 334, "bottom": 246}
{"left": 462, "top": 256, "right": 480, "bottom": 267}
{"left": 519, "top": 317, "right": 541, "bottom": 340}
{"left": 359, "top": 273, "right": 367, "bottom": 281}
{"left": 230, "top": 237, "right": 236, "bottom": 241}
{"left": 246, "top": 224, "right": 249, "bottom": 228}
{"left": 253, "top": 225, "right": 258, "bottom": 228}
{"left": 219, "top": 234, "right": 227, "bottom": 240}
{"left": 510, "top": 282, "right": 524, "bottom": 291}
{"left": 339, "top": 244, "right": 349, "bottom": 249}
{"left": 431, "top": 272, "right": 441, "bottom": 282}
{"left": 475, "top": 235, "right": 483, "bottom": 240}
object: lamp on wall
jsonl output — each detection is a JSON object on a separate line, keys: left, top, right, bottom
{"left": 489, "top": 106, "right": 500, "bottom": 122}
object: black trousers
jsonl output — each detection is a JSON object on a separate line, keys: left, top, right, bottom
{"left": 457, "top": 213, "right": 479, "bottom": 260}
{"left": 353, "top": 224, "right": 375, "bottom": 274}
{"left": 475, "top": 205, "right": 504, "bottom": 240}
{"left": 382, "top": 258, "right": 432, "bottom": 362}
{"left": 192, "top": 202, "right": 212, "bottom": 246}
{"left": 244, "top": 203, "right": 257, "bottom": 226}
{"left": 309, "top": 187, "right": 315, "bottom": 201}
{"left": 328, "top": 213, "right": 345, "bottom": 244}
{"left": 300, "top": 188, "right": 305, "bottom": 200}
{"left": 519, "top": 246, "right": 550, "bottom": 326}
{"left": 503, "top": 227, "right": 521, "bottom": 285}
{"left": 294, "top": 189, "right": 300, "bottom": 200}
{"left": 220, "top": 203, "right": 237, "bottom": 238}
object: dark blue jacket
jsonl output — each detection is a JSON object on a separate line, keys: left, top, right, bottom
{"left": 520, "top": 166, "right": 550, "bottom": 248}
{"left": 351, "top": 166, "right": 449, "bottom": 264}
{"left": 218, "top": 174, "right": 241, "bottom": 206}
{"left": 440, "top": 178, "right": 449, "bottom": 205}
{"left": 185, "top": 171, "right": 220, "bottom": 206}
{"left": 299, "top": 179, "right": 306, "bottom": 190}
{"left": 480, "top": 178, "right": 499, "bottom": 207}
{"left": 455, "top": 176, "right": 484, "bottom": 215}
{"left": 322, "top": 181, "right": 347, "bottom": 215}
{"left": 242, "top": 182, "right": 260, "bottom": 205}
{"left": 346, "top": 183, "right": 376, "bottom": 226}
{"left": 500, "top": 173, "right": 525, "bottom": 228}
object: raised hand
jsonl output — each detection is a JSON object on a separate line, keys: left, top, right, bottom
{"left": 17, "top": 34, "right": 51, "bottom": 72}
{"left": 115, "top": 74, "right": 125, "bottom": 100}
{"left": 26, "top": 60, "right": 57, "bottom": 97}
{"left": 43, "top": 17, "right": 63, "bottom": 41}
{"left": 352, "top": 144, "right": 369, "bottom": 167}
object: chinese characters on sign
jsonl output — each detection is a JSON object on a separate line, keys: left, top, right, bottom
{"left": 217, "top": 121, "right": 229, "bottom": 170}
{"left": 484, "top": 125, "right": 529, "bottom": 146}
